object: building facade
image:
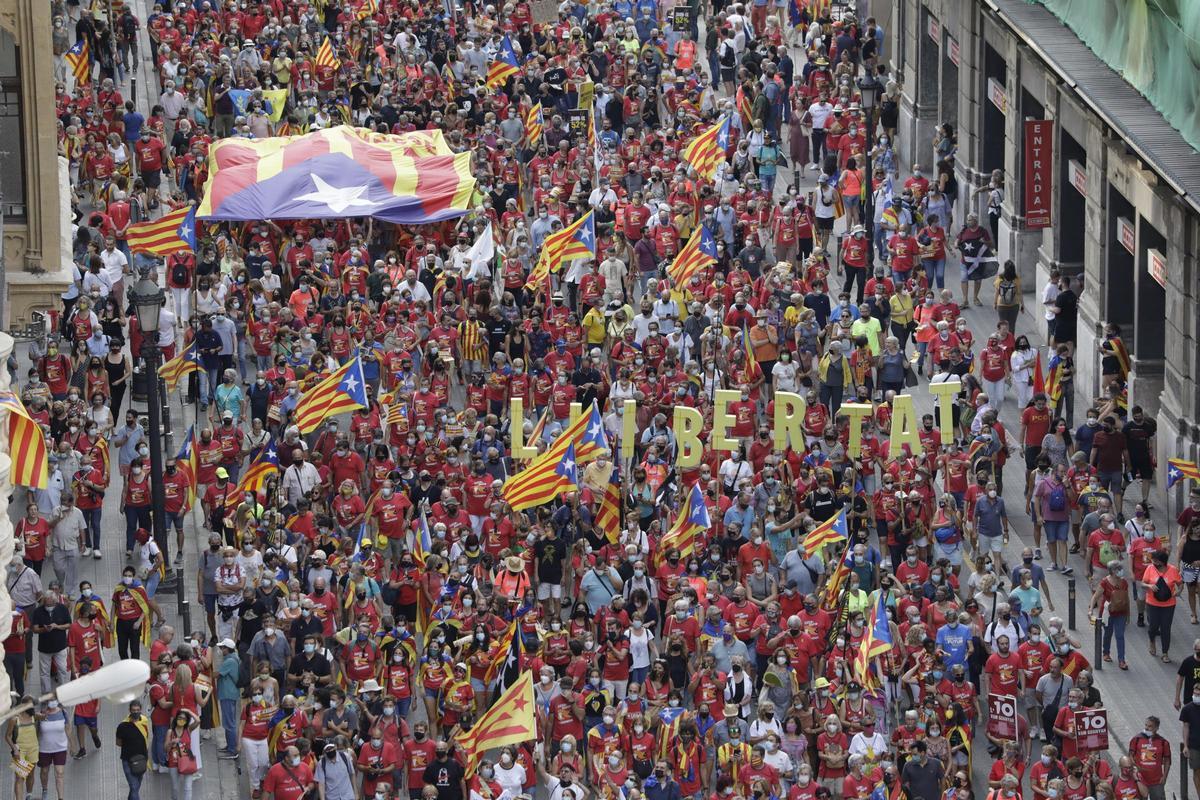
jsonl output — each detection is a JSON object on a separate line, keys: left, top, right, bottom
{"left": 877, "top": 0, "right": 1200, "bottom": 488}
{"left": 0, "top": 0, "right": 73, "bottom": 327}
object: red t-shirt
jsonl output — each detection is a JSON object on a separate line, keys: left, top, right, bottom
{"left": 263, "top": 760, "right": 314, "bottom": 800}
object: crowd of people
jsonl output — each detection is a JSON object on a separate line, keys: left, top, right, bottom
{"left": 14, "top": 1, "right": 1200, "bottom": 800}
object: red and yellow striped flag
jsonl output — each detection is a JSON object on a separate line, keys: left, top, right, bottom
{"left": 457, "top": 670, "right": 536, "bottom": 776}
{"left": 524, "top": 103, "right": 544, "bottom": 147}
{"left": 681, "top": 116, "right": 731, "bottom": 181}
{"left": 126, "top": 206, "right": 197, "bottom": 255}
{"left": 315, "top": 36, "right": 341, "bottom": 71}
{"left": 594, "top": 468, "right": 622, "bottom": 546}
{"left": 0, "top": 391, "right": 48, "bottom": 489}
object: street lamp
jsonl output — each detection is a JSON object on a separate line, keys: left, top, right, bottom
{"left": 857, "top": 73, "right": 882, "bottom": 267}
{"left": 2, "top": 660, "right": 150, "bottom": 722}
{"left": 130, "top": 274, "right": 171, "bottom": 574}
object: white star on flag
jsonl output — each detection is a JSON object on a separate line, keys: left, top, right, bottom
{"left": 342, "top": 373, "right": 360, "bottom": 394}
{"left": 178, "top": 224, "right": 192, "bottom": 240}
{"left": 296, "top": 173, "right": 379, "bottom": 213}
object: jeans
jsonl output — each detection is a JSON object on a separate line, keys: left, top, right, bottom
{"left": 810, "top": 129, "right": 827, "bottom": 163}
{"left": 219, "top": 698, "right": 239, "bottom": 752}
{"left": 200, "top": 366, "right": 221, "bottom": 404}
{"left": 923, "top": 258, "right": 946, "bottom": 289}
{"left": 761, "top": 173, "right": 776, "bottom": 194}
{"left": 153, "top": 723, "right": 169, "bottom": 768}
{"left": 117, "top": 617, "right": 143, "bottom": 660}
{"left": 4, "top": 651, "right": 25, "bottom": 696}
{"left": 82, "top": 507, "right": 102, "bottom": 550}
{"left": 146, "top": 567, "right": 161, "bottom": 598}
{"left": 125, "top": 505, "right": 151, "bottom": 552}
{"left": 1147, "top": 604, "right": 1175, "bottom": 654}
{"left": 122, "top": 757, "right": 144, "bottom": 800}
{"left": 1103, "top": 614, "right": 1127, "bottom": 662}
{"left": 170, "top": 768, "right": 195, "bottom": 800}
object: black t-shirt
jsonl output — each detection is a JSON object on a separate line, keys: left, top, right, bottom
{"left": 1179, "top": 655, "right": 1200, "bottom": 700}
{"left": 534, "top": 536, "right": 565, "bottom": 584}
{"left": 1123, "top": 418, "right": 1158, "bottom": 460}
{"left": 288, "top": 652, "right": 332, "bottom": 680}
{"left": 422, "top": 757, "right": 465, "bottom": 800}
{"left": 1181, "top": 703, "right": 1200, "bottom": 749}
{"left": 239, "top": 598, "right": 268, "bottom": 649}
{"left": 31, "top": 604, "right": 70, "bottom": 653}
{"left": 116, "top": 719, "right": 149, "bottom": 760}
{"left": 1054, "top": 290, "right": 1078, "bottom": 341}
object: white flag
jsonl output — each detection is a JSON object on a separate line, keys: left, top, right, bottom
{"left": 466, "top": 223, "right": 495, "bottom": 275}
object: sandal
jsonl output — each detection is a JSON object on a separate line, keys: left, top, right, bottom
{"left": 1103, "top": 654, "right": 1113, "bottom": 663}
{"left": 1191, "top": 615, "right": 1197, "bottom": 624}
{"left": 1149, "top": 644, "right": 1158, "bottom": 657}
{"left": 1163, "top": 654, "right": 1173, "bottom": 663}
{"left": 1119, "top": 661, "right": 1129, "bottom": 670}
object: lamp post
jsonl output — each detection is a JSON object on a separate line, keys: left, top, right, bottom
{"left": 129, "top": 275, "right": 171, "bottom": 574}
{"left": 857, "top": 73, "right": 882, "bottom": 268}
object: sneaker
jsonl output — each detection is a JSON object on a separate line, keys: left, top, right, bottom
{"left": 80, "top": 547, "right": 91, "bottom": 558}
{"left": 1034, "top": 548, "right": 1043, "bottom": 560}
{"left": 1061, "top": 566, "right": 1075, "bottom": 576}
{"left": 1048, "top": 564, "right": 1059, "bottom": 572}
{"left": 1028, "top": 727, "right": 1038, "bottom": 739}
{"left": 93, "top": 550, "right": 102, "bottom": 559}
{"left": 1069, "top": 544, "right": 1081, "bottom": 554}
{"left": 219, "top": 751, "right": 238, "bottom": 760}
{"left": 1138, "top": 613, "right": 1146, "bottom": 627}
{"left": 72, "top": 749, "right": 86, "bottom": 760}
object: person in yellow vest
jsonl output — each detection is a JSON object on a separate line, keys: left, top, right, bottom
{"left": 817, "top": 340, "right": 852, "bottom": 415}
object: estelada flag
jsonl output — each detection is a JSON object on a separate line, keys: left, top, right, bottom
{"left": 500, "top": 441, "right": 579, "bottom": 512}
{"left": 456, "top": 670, "right": 536, "bottom": 776}
{"left": 158, "top": 343, "right": 202, "bottom": 391}
{"left": 502, "top": 405, "right": 607, "bottom": 510}
{"left": 486, "top": 35, "right": 521, "bottom": 88}
{"left": 802, "top": 507, "right": 847, "bottom": 557}
{"left": 126, "top": 206, "right": 197, "bottom": 255}
{"left": 524, "top": 211, "right": 596, "bottom": 290}
{"left": 0, "top": 391, "right": 48, "bottom": 489}
{"left": 681, "top": 116, "right": 731, "bottom": 182}
{"left": 291, "top": 357, "right": 369, "bottom": 433}
{"left": 654, "top": 483, "right": 711, "bottom": 568}
{"left": 595, "top": 468, "right": 623, "bottom": 546}
{"left": 197, "top": 126, "right": 476, "bottom": 225}
{"left": 667, "top": 224, "right": 718, "bottom": 286}
{"left": 523, "top": 103, "right": 544, "bottom": 147}
{"left": 1167, "top": 458, "right": 1200, "bottom": 490}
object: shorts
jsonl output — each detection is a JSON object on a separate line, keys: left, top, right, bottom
{"left": 1024, "top": 446, "right": 1043, "bottom": 471}
{"left": 38, "top": 750, "right": 67, "bottom": 767}
{"left": 140, "top": 168, "right": 161, "bottom": 189}
{"left": 1097, "top": 470, "right": 1124, "bottom": 492}
{"left": 1044, "top": 520, "right": 1070, "bottom": 542}
{"left": 979, "top": 533, "right": 1005, "bottom": 553}
{"left": 1129, "top": 459, "right": 1154, "bottom": 480}
{"left": 935, "top": 540, "right": 964, "bottom": 566}
{"left": 1190, "top": 749, "right": 1200, "bottom": 770}
{"left": 1183, "top": 565, "right": 1200, "bottom": 585}
{"left": 815, "top": 216, "right": 835, "bottom": 232}
{"left": 537, "top": 583, "right": 562, "bottom": 600}
{"left": 203, "top": 593, "right": 217, "bottom": 614}
{"left": 74, "top": 713, "right": 98, "bottom": 728}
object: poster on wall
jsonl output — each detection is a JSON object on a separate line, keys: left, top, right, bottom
{"left": 1024, "top": 120, "right": 1054, "bottom": 229}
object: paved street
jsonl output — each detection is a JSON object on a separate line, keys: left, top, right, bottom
{"left": 5, "top": 6, "right": 1193, "bottom": 800}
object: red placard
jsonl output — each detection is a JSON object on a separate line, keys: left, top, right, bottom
{"left": 1148, "top": 248, "right": 1167, "bottom": 289}
{"left": 1075, "top": 708, "right": 1109, "bottom": 753}
{"left": 1024, "top": 120, "right": 1053, "bottom": 229}
{"left": 1117, "top": 217, "right": 1136, "bottom": 255}
{"left": 987, "top": 694, "right": 1018, "bottom": 741}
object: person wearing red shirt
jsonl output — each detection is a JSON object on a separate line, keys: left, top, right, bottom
{"left": 1019, "top": 395, "right": 1053, "bottom": 470}
{"left": 1018, "top": 624, "right": 1054, "bottom": 735}
{"left": 1051, "top": 688, "right": 1086, "bottom": 761}
{"left": 887, "top": 224, "right": 920, "bottom": 281}
{"left": 984, "top": 634, "right": 1024, "bottom": 698}
{"left": 623, "top": 194, "right": 652, "bottom": 242}
{"left": 15, "top": 504, "right": 49, "bottom": 574}
{"left": 263, "top": 746, "right": 314, "bottom": 800}
{"left": 841, "top": 226, "right": 870, "bottom": 304}
{"left": 67, "top": 603, "right": 106, "bottom": 675}
{"left": 356, "top": 728, "right": 400, "bottom": 796}
{"left": 1128, "top": 720, "right": 1171, "bottom": 798}
{"left": 133, "top": 131, "right": 167, "bottom": 205}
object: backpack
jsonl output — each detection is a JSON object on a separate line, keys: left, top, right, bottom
{"left": 719, "top": 41, "right": 736, "bottom": 68}
{"left": 998, "top": 279, "right": 1017, "bottom": 306}
{"left": 1047, "top": 483, "right": 1067, "bottom": 513}
{"left": 170, "top": 259, "right": 190, "bottom": 287}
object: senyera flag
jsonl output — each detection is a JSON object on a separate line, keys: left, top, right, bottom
{"left": 682, "top": 115, "right": 731, "bottom": 181}
{"left": 0, "top": 391, "right": 48, "bottom": 489}
{"left": 197, "top": 126, "right": 476, "bottom": 225}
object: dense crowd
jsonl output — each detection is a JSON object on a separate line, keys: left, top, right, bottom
{"left": 11, "top": 1, "right": 1200, "bottom": 800}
